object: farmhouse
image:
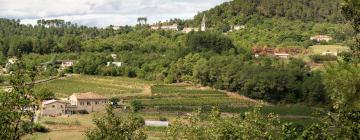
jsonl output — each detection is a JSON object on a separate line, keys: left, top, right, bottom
{"left": 69, "top": 92, "right": 108, "bottom": 113}
{"left": 41, "top": 99, "right": 68, "bottom": 116}
{"left": 311, "top": 35, "right": 333, "bottom": 42}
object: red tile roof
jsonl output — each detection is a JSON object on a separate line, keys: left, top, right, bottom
{"left": 72, "top": 92, "right": 108, "bottom": 100}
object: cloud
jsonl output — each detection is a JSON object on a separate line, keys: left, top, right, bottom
{"left": 0, "top": 0, "right": 229, "bottom": 27}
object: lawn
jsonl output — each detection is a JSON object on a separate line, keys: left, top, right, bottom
{"left": 310, "top": 45, "right": 349, "bottom": 54}
{"left": 34, "top": 74, "right": 156, "bottom": 97}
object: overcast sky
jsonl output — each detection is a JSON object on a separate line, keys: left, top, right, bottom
{"left": 0, "top": 0, "right": 228, "bottom": 27}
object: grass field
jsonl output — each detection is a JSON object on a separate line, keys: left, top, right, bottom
{"left": 310, "top": 45, "right": 349, "bottom": 54}
{"left": 25, "top": 75, "right": 320, "bottom": 140}
{"left": 34, "top": 74, "right": 156, "bottom": 97}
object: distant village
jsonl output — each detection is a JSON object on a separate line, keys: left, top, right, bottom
{"left": 111, "top": 16, "right": 336, "bottom": 59}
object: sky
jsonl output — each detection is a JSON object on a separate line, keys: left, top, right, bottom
{"left": 0, "top": 0, "right": 229, "bottom": 27}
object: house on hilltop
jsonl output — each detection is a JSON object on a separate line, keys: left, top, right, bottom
{"left": 69, "top": 92, "right": 108, "bottom": 113}
{"left": 61, "top": 60, "right": 75, "bottom": 69}
{"left": 160, "top": 24, "right": 178, "bottom": 31}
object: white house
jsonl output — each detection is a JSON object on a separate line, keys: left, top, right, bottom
{"left": 61, "top": 60, "right": 75, "bottom": 69}
{"left": 151, "top": 26, "right": 160, "bottom": 30}
{"left": 160, "top": 24, "right": 178, "bottom": 31}
{"left": 107, "top": 62, "right": 122, "bottom": 67}
{"left": 311, "top": 35, "right": 333, "bottom": 42}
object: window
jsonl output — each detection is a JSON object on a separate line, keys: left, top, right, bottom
{"left": 80, "top": 102, "right": 84, "bottom": 106}
{"left": 87, "top": 102, "right": 91, "bottom": 105}
{"left": 60, "top": 105, "right": 63, "bottom": 108}
{"left": 52, "top": 105, "right": 55, "bottom": 108}
{"left": 95, "top": 101, "right": 98, "bottom": 105}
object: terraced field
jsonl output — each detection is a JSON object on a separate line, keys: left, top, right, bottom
{"left": 34, "top": 74, "right": 155, "bottom": 97}
{"left": 26, "top": 75, "right": 320, "bottom": 140}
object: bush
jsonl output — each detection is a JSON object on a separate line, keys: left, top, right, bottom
{"left": 310, "top": 54, "right": 337, "bottom": 63}
{"left": 130, "top": 100, "right": 144, "bottom": 112}
{"left": 78, "top": 110, "right": 89, "bottom": 114}
{"left": 159, "top": 117, "right": 168, "bottom": 121}
{"left": 35, "top": 88, "right": 55, "bottom": 101}
{"left": 33, "top": 123, "right": 49, "bottom": 133}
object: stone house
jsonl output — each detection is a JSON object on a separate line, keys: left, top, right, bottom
{"left": 69, "top": 92, "right": 108, "bottom": 113}
{"left": 41, "top": 99, "right": 68, "bottom": 116}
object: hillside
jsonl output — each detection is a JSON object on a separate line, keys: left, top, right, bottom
{"left": 191, "top": 0, "right": 344, "bottom": 27}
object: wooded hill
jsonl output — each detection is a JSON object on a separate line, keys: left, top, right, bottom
{"left": 190, "top": 0, "right": 344, "bottom": 28}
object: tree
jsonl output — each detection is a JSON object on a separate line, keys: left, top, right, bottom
{"left": 186, "top": 32, "right": 235, "bottom": 53}
{"left": 34, "top": 88, "right": 55, "bottom": 101}
{"left": 85, "top": 105, "right": 147, "bottom": 140}
{"left": 130, "top": 100, "right": 144, "bottom": 112}
{"left": 165, "top": 106, "right": 280, "bottom": 140}
{"left": 0, "top": 59, "right": 37, "bottom": 140}
{"left": 323, "top": 62, "right": 360, "bottom": 111}
{"left": 342, "top": 0, "right": 360, "bottom": 59}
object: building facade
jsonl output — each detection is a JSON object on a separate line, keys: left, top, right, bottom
{"left": 41, "top": 100, "right": 68, "bottom": 116}
{"left": 69, "top": 92, "right": 108, "bottom": 113}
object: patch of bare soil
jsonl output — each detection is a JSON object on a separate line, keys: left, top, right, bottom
{"left": 141, "top": 85, "right": 152, "bottom": 96}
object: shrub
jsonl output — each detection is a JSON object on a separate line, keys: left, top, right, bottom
{"left": 130, "top": 100, "right": 144, "bottom": 112}
{"left": 159, "top": 117, "right": 168, "bottom": 121}
{"left": 33, "top": 123, "right": 49, "bottom": 133}
{"left": 310, "top": 54, "right": 337, "bottom": 63}
{"left": 78, "top": 110, "right": 89, "bottom": 114}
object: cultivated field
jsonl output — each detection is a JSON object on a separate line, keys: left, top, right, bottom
{"left": 34, "top": 74, "right": 156, "bottom": 97}
{"left": 25, "top": 75, "right": 319, "bottom": 140}
{"left": 310, "top": 45, "right": 349, "bottom": 54}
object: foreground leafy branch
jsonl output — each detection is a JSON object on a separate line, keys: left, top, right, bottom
{"left": 85, "top": 105, "right": 147, "bottom": 140}
{"left": 0, "top": 59, "right": 37, "bottom": 140}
